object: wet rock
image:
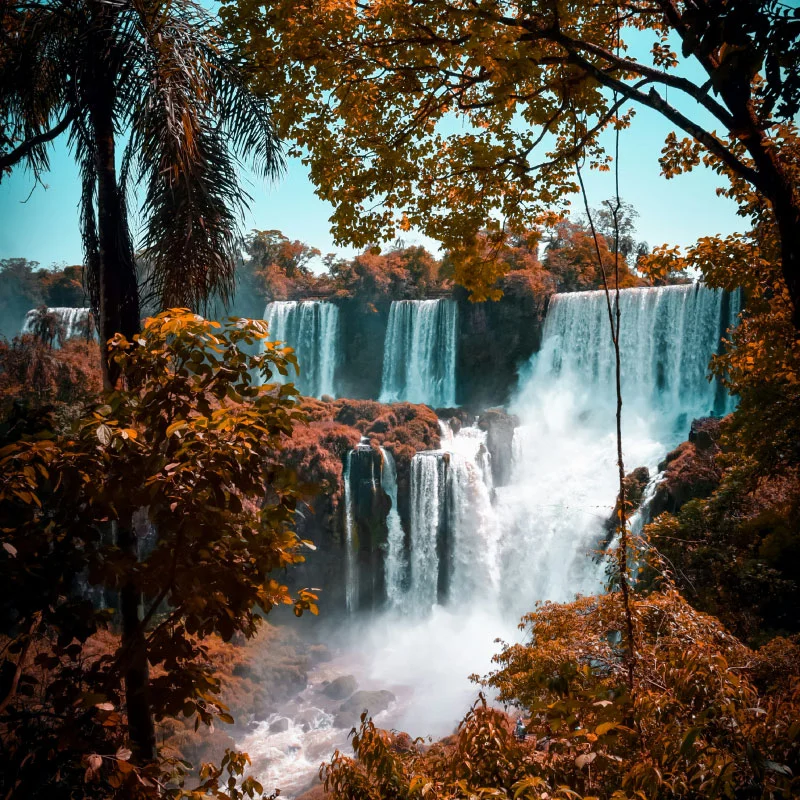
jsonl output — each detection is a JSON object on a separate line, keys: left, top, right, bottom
{"left": 391, "top": 732, "right": 416, "bottom": 753}
{"left": 307, "top": 643, "right": 332, "bottom": 664}
{"left": 651, "top": 418, "right": 722, "bottom": 518}
{"left": 333, "top": 689, "right": 396, "bottom": 728}
{"left": 478, "top": 408, "right": 520, "bottom": 487}
{"left": 689, "top": 416, "right": 721, "bottom": 451}
{"left": 294, "top": 707, "right": 329, "bottom": 732}
{"left": 269, "top": 717, "right": 290, "bottom": 733}
{"left": 601, "top": 466, "right": 651, "bottom": 548}
{"left": 322, "top": 675, "right": 358, "bottom": 700}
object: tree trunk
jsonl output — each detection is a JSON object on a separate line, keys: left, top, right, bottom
{"left": 90, "top": 83, "right": 140, "bottom": 388}
{"left": 774, "top": 198, "right": 800, "bottom": 329}
{"left": 116, "top": 522, "right": 157, "bottom": 763}
{"left": 89, "top": 66, "right": 154, "bottom": 761}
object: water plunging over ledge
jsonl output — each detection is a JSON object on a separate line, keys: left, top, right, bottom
{"left": 242, "top": 284, "right": 741, "bottom": 795}
{"left": 380, "top": 299, "right": 458, "bottom": 407}
{"left": 263, "top": 300, "right": 339, "bottom": 397}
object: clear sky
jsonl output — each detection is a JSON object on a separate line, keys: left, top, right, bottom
{"left": 0, "top": 19, "right": 745, "bottom": 272}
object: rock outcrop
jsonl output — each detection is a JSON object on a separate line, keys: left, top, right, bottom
{"left": 650, "top": 417, "right": 722, "bottom": 518}
{"left": 477, "top": 408, "right": 520, "bottom": 487}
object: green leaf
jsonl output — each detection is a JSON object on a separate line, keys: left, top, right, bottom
{"left": 680, "top": 726, "right": 703, "bottom": 756}
{"left": 96, "top": 424, "right": 112, "bottom": 446}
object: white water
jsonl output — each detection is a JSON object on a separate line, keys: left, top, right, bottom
{"left": 243, "top": 284, "right": 740, "bottom": 796}
{"left": 21, "top": 307, "right": 92, "bottom": 343}
{"left": 263, "top": 301, "right": 339, "bottom": 397}
{"left": 408, "top": 452, "right": 446, "bottom": 611}
{"left": 343, "top": 450, "right": 357, "bottom": 613}
{"left": 381, "top": 447, "right": 407, "bottom": 609}
{"left": 388, "top": 284, "right": 739, "bottom": 618}
{"left": 380, "top": 299, "right": 458, "bottom": 407}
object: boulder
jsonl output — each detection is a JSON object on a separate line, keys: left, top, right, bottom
{"left": 322, "top": 674, "right": 358, "bottom": 700}
{"left": 478, "top": 408, "right": 520, "bottom": 487}
{"left": 600, "top": 466, "right": 650, "bottom": 549}
{"left": 269, "top": 717, "right": 290, "bottom": 733}
{"left": 650, "top": 418, "right": 722, "bottom": 518}
{"left": 334, "top": 689, "right": 396, "bottom": 728}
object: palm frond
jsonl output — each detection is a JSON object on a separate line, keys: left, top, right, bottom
{"left": 129, "top": 0, "right": 283, "bottom": 311}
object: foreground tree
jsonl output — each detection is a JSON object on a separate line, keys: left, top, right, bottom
{"left": 318, "top": 591, "right": 799, "bottom": 800}
{"left": 0, "top": 0, "right": 283, "bottom": 385}
{"left": 0, "top": 311, "right": 314, "bottom": 784}
{"left": 221, "top": 0, "right": 800, "bottom": 321}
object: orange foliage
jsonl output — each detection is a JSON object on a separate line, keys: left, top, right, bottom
{"left": 0, "top": 335, "right": 102, "bottom": 413}
{"left": 284, "top": 398, "right": 441, "bottom": 504}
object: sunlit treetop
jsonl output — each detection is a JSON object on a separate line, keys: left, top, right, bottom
{"left": 221, "top": 0, "right": 800, "bottom": 309}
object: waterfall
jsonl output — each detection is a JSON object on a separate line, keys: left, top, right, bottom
{"left": 381, "top": 448, "right": 407, "bottom": 608}
{"left": 445, "top": 429, "right": 501, "bottom": 604}
{"left": 409, "top": 452, "right": 447, "bottom": 610}
{"left": 380, "top": 284, "right": 739, "bottom": 618}
{"left": 496, "top": 283, "right": 740, "bottom": 614}
{"left": 533, "top": 284, "right": 741, "bottom": 425}
{"left": 22, "top": 307, "right": 92, "bottom": 344}
{"left": 343, "top": 450, "right": 357, "bottom": 613}
{"left": 380, "top": 299, "right": 458, "bottom": 407}
{"left": 263, "top": 300, "right": 339, "bottom": 397}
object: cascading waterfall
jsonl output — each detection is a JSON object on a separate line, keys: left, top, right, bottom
{"left": 22, "top": 307, "right": 92, "bottom": 343}
{"left": 263, "top": 300, "right": 339, "bottom": 397}
{"left": 381, "top": 448, "right": 407, "bottom": 608}
{"left": 239, "top": 283, "right": 742, "bottom": 792}
{"left": 343, "top": 450, "right": 357, "bottom": 613}
{"left": 408, "top": 453, "right": 447, "bottom": 611}
{"left": 384, "top": 284, "right": 739, "bottom": 618}
{"left": 444, "top": 428, "right": 501, "bottom": 605}
{"left": 380, "top": 299, "right": 458, "bottom": 407}
{"left": 537, "top": 284, "right": 741, "bottom": 424}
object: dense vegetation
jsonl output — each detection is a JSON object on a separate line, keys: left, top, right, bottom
{"left": 2, "top": 0, "right": 800, "bottom": 798}
{"left": 235, "top": 213, "right": 648, "bottom": 308}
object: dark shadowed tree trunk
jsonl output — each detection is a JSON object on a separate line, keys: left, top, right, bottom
{"left": 89, "top": 78, "right": 140, "bottom": 387}
{"left": 87, "top": 20, "right": 154, "bottom": 761}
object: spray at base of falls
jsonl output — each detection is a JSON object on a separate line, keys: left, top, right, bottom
{"left": 380, "top": 299, "right": 458, "bottom": 407}
{"left": 263, "top": 301, "right": 339, "bottom": 397}
{"left": 241, "top": 284, "right": 740, "bottom": 795}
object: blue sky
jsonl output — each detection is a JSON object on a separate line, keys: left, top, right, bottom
{"left": 0, "top": 17, "right": 745, "bottom": 272}
{"left": 0, "top": 110, "right": 744, "bottom": 271}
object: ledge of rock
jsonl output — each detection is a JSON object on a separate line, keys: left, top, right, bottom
{"left": 650, "top": 417, "right": 722, "bottom": 518}
{"left": 333, "top": 689, "right": 396, "bottom": 728}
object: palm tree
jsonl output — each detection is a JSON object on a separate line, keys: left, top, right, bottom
{"left": 1, "top": 0, "right": 283, "bottom": 762}
{"left": 0, "top": 0, "right": 283, "bottom": 387}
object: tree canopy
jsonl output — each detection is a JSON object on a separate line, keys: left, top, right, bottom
{"left": 221, "top": 0, "right": 800, "bottom": 317}
{"left": 0, "top": 310, "right": 316, "bottom": 794}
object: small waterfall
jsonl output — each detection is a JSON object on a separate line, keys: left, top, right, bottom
{"left": 263, "top": 300, "right": 339, "bottom": 397}
{"left": 381, "top": 448, "right": 407, "bottom": 608}
{"left": 409, "top": 452, "right": 447, "bottom": 610}
{"left": 343, "top": 450, "right": 357, "bottom": 613}
{"left": 380, "top": 299, "right": 457, "bottom": 407}
{"left": 22, "top": 307, "right": 92, "bottom": 344}
{"left": 445, "top": 429, "right": 501, "bottom": 605}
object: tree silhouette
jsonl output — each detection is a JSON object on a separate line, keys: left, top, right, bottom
{"left": 1, "top": 0, "right": 283, "bottom": 385}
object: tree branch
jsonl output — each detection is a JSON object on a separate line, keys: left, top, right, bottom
{"left": 0, "top": 612, "right": 42, "bottom": 716}
{"left": 563, "top": 48, "right": 763, "bottom": 191}
{"left": 0, "top": 111, "right": 74, "bottom": 173}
